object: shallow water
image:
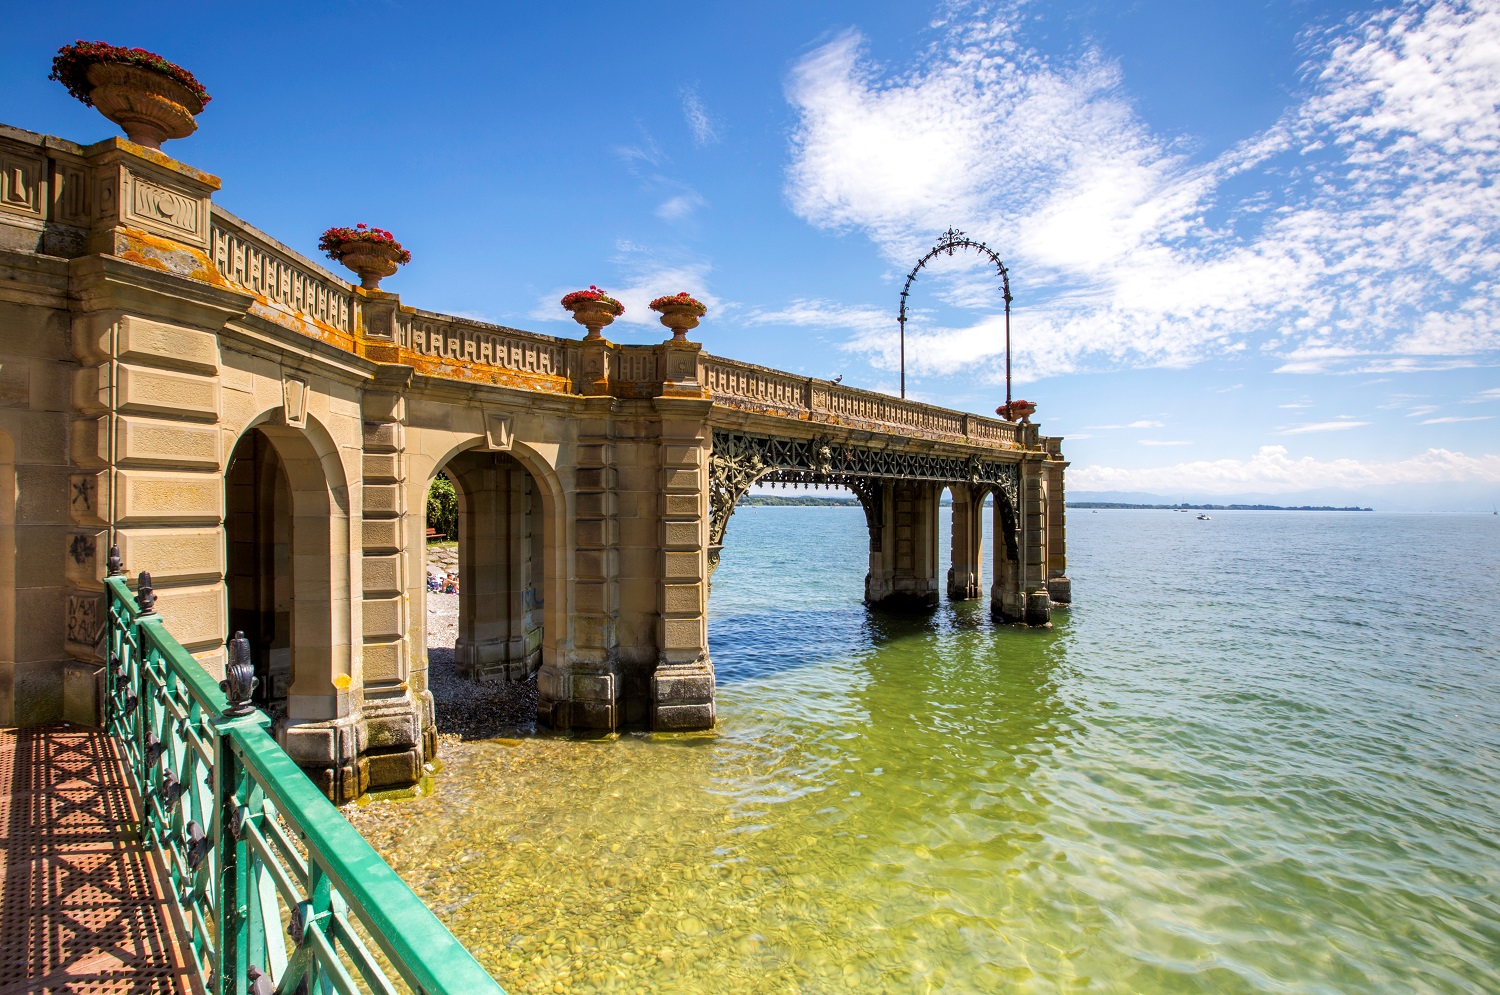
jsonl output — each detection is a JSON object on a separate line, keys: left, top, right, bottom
{"left": 353, "top": 508, "right": 1500, "bottom": 993}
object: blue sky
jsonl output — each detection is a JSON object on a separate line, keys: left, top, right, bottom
{"left": 5, "top": 1, "right": 1498, "bottom": 509}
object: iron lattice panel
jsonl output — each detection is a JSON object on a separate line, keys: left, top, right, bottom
{"left": 708, "top": 429, "right": 1021, "bottom": 549}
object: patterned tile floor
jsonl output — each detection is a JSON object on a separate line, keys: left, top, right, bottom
{"left": 0, "top": 726, "right": 195, "bottom": 994}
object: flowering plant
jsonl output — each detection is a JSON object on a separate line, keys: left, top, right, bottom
{"left": 649, "top": 292, "right": 707, "bottom": 315}
{"left": 995, "top": 399, "right": 1037, "bottom": 420}
{"left": 50, "top": 41, "right": 211, "bottom": 107}
{"left": 561, "top": 286, "right": 624, "bottom": 315}
{"left": 317, "top": 224, "right": 412, "bottom": 265}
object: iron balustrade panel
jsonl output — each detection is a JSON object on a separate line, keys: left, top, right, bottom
{"left": 102, "top": 576, "right": 506, "bottom": 995}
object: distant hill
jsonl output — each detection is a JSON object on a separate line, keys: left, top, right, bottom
{"left": 737, "top": 495, "right": 859, "bottom": 507}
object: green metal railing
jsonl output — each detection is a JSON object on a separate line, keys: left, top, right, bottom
{"left": 103, "top": 564, "right": 505, "bottom": 995}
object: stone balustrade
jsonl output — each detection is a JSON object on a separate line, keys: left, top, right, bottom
{"left": 212, "top": 209, "right": 353, "bottom": 335}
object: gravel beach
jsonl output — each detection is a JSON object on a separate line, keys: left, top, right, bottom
{"left": 423, "top": 591, "right": 538, "bottom": 739}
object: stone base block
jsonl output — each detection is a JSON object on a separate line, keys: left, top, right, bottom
{"left": 653, "top": 702, "right": 715, "bottom": 730}
{"left": 1025, "top": 590, "right": 1053, "bottom": 627}
{"left": 538, "top": 664, "right": 617, "bottom": 732}
{"left": 651, "top": 663, "right": 715, "bottom": 732}
{"left": 1046, "top": 575, "right": 1072, "bottom": 604}
{"left": 946, "top": 567, "right": 981, "bottom": 601}
{"left": 62, "top": 662, "right": 103, "bottom": 727}
{"left": 303, "top": 758, "right": 369, "bottom": 805}
{"left": 366, "top": 748, "right": 421, "bottom": 790}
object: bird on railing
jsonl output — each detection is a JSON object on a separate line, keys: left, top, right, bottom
{"left": 832, "top": 375, "right": 843, "bottom": 384}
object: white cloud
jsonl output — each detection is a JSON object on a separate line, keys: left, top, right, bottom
{"left": 783, "top": 1, "right": 1500, "bottom": 382}
{"left": 656, "top": 191, "right": 707, "bottom": 221}
{"left": 1085, "top": 420, "right": 1164, "bottom": 430}
{"left": 1279, "top": 420, "right": 1371, "bottom": 435}
{"left": 1139, "top": 439, "right": 1191, "bottom": 446}
{"left": 1072, "top": 445, "right": 1500, "bottom": 494}
{"left": 1472, "top": 387, "right": 1500, "bottom": 401}
{"left": 682, "top": 87, "right": 719, "bottom": 146}
{"left": 1420, "top": 414, "right": 1494, "bottom": 424}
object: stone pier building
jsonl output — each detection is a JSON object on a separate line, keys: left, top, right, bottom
{"left": 0, "top": 121, "right": 1070, "bottom": 799}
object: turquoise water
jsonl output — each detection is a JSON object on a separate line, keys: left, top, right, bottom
{"left": 356, "top": 508, "right": 1500, "bottom": 993}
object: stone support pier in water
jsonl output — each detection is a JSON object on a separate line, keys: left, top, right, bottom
{"left": 0, "top": 119, "right": 1069, "bottom": 799}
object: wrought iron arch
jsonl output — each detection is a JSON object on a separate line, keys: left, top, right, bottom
{"left": 897, "top": 227, "right": 1014, "bottom": 402}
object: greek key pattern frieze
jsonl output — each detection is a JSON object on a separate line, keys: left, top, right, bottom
{"left": 397, "top": 315, "right": 568, "bottom": 377}
{"left": 212, "top": 218, "right": 352, "bottom": 332}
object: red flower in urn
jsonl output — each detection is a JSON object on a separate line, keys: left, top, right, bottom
{"left": 996, "top": 399, "right": 1038, "bottom": 423}
{"left": 649, "top": 292, "right": 708, "bottom": 341}
{"left": 561, "top": 286, "right": 625, "bottom": 340}
{"left": 319, "top": 224, "right": 411, "bottom": 290}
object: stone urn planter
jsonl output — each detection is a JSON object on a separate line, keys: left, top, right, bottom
{"left": 561, "top": 287, "right": 625, "bottom": 340}
{"left": 649, "top": 292, "right": 708, "bottom": 342}
{"left": 318, "top": 225, "right": 411, "bottom": 290}
{"left": 50, "top": 42, "right": 211, "bottom": 150}
{"left": 996, "top": 399, "right": 1037, "bottom": 424}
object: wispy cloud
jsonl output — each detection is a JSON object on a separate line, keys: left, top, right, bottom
{"left": 784, "top": 1, "right": 1500, "bottom": 382}
{"left": 1072, "top": 445, "right": 1500, "bottom": 494}
{"left": 657, "top": 191, "right": 707, "bottom": 221}
{"left": 1420, "top": 414, "right": 1494, "bottom": 424}
{"left": 1140, "top": 439, "right": 1191, "bottom": 446}
{"left": 1279, "top": 420, "right": 1370, "bottom": 435}
{"left": 682, "top": 87, "right": 719, "bottom": 147}
{"left": 1086, "top": 420, "right": 1165, "bottom": 430}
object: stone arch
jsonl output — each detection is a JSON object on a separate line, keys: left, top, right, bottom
{"left": 222, "top": 410, "right": 353, "bottom": 723}
{"left": 417, "top": 436, "right": 567, "bottom": 688}
{"left": 0, "top": 428, "right": 14, "bottom": 726}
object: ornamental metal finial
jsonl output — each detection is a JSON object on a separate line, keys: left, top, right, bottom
{"left": 107, "top": 544, "right": 123, "bottom": 577}
{"left": 134, "top": 571, "right": 157, "bottom": 615}
{"left": 220, "top": 631, "right": 258, "bottom": 717}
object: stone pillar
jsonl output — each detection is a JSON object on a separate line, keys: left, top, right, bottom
{"left": 539, "top": 405, "right": 618, "bottom": 730}
{"left": 1046, "top": 458, "right": 1071, "bottom": 605}
{"left": 947, "top": 485, "right": 984, "bottom": 601}
{"left": 450, "top": 451, "right": 540, "bottom": 684}
{"left": 866, "top": 480, "right": 941, "bottom": 609}
{"left": 990, "top": 489, "right": 1024, "bottom": 622}
{"left": 358, "top": 367, "right": 428, "bottom": 796}
{"left": 1021, "top": 459, "right": 1052, "bottom": 626}
{"left": 651, "top": 397, "right": 715, "bottom": 731}
{"left": 72, "top": 277, "right": 243, "bottom": 686}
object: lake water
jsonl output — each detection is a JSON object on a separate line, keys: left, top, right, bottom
{"left": 353, "top": 507, "right": 1500, "bottom": 994}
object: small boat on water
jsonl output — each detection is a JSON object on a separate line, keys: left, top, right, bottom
{"left": 1197, "top": 513, "right": 1211, "bottom": 520}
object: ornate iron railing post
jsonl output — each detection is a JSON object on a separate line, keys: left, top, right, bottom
{"left": 213, "top": 631, "right": 271, "bottom": 995}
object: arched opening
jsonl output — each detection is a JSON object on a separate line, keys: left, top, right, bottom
{"left": 421, "top": 447, "right": 552, "bottom": 737}
{"left": 222, "top": 421, "right": 350, "bottom": 721}
{"left": 0, "top": 429, "right": 14, "bottom": 727}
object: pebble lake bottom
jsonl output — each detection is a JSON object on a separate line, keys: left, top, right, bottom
{"left": 346, "top": 508, "right": 1500, "bottom": 994}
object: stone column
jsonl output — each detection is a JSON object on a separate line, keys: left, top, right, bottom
{"left": 990, "top": 489, "right": 1024, "bottom": 622}
{"left": 651, "top": 396, "right": 715, "bottom": 731}
{"left": 358, "top": 367, "right": 428, "bottom": 796}
{"left": 947, "top": 485, "right": 984, "bottom": 601}
{"left": 1021, "top": 458, "right": 1052, "bottom": 626}
{"left": 864, "top": 480, "right": 895, "bottom": 604}
{"left": 72, "top": 276, "right": 245, "bottom": 685}
{"left": 539, "top": 404, "right": 618, "bottom": 730}
{"left": 1046, "top": 458, "right": 1071, "bottom": 605}
{"left": 450, "top": 451, "right": 539, "bottom": 684}
{"left": 866, "top": 480, "right": 941, "bottom": 609}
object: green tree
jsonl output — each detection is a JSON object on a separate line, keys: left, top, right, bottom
{"left": 426, "top": 472, "right": 458, "bottom": 541}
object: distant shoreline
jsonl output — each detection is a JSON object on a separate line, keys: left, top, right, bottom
{"left": 738, "top": 495, "right": 858, "bottom": 507}
{"left": 1068, "top": 502, "right": 1374, "bottom": 512}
